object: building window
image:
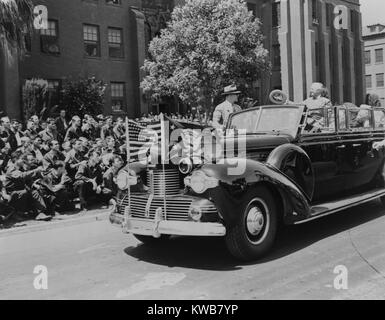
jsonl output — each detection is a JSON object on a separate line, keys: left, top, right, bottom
{"left": 375, "top": 48, "right": 383, "bottom": 64}
{"left": 365, "top": 50, "right": 371, "bottom": 64}
{"left": 111, "top": 82, "right": 125, "bottom": 112}
{"left": 272, "top": 1, "right": 281, "bottom": 28}
{"left": 83, "top": 24, "right": 100, "bottom": 57}
{"left": 40, "top": 20, "right": 60, "bottom": 55}
{"left": 366, "top": 75, "right": 372, "bottom": 89}
{"left": 377, "top": 73, "right": 384, "bottom": 87}
{"left": 106, "top": 0, "right": 121, "bottom": 4}
{"left": 272, "top": 44, "right": 281, "bottom": 67}
{"left": 108, "top": 28, "right": 124, "bottom": 58}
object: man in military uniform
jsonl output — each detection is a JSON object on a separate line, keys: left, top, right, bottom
{"left": 212, "top": 85, "right": 242, "bottom": 130}
{"left": 37, "top": 161, "right": 74, "bottom": 214}
{"left": 43, "top": 140, "right": 66, "bottom": 170}
{"left": 3, "top": 157, "right": 50, "bottom": 220}
{"left": 64, "top": 139, "right": 87, "bottom": 179}
{"left": 74, "top": 151, "right": 113, "bottom": 211}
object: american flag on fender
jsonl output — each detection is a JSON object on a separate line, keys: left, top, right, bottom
{"left": 125, "top": 119, "right": 162, "bottom": 162}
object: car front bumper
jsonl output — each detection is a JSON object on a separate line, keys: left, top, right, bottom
{"left": 109, "top": 200, "right": 226, "bottom": 237}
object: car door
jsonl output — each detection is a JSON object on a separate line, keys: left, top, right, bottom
{"left": 299, "top": 106, "right": 348, "bottom": 202}
{"left": 340, "top": 107, "right": 385, "bottom": 192}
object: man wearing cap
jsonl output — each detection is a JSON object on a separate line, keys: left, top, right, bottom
{"left": 212, "top": 85, "right": 242, "bottom": 130}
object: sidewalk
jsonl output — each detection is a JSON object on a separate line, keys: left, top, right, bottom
{"left": 0, "top": 205, "right": 111, "bottom": 237}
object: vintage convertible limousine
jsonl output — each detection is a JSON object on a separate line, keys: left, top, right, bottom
{"left": 110, "top": 104, "right": 385, "bottom": 261}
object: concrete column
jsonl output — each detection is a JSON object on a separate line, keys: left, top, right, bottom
{"left": 347, "top": 32, "right": 356, "bottom": 104}
{"left": 354, "top": 10, "right": 365, "bottom": 104}
{"left": 320, "top": 0, "right": 331, "bottom": 94}
{"left": 130, "top": 7, "right": 147, "bottom": 118}
{"left": 278, "top": 0, "right": 292, "bottom": 100}
{"left": 289, "top": 0, "right": 306, "bottom": 102}
{"left": 335, "top": 30, "right": 344, "bottom": 104}
{"left": 304, "top": 0, "right": 316, "bottom": 97}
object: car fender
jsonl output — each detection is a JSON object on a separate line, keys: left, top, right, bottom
{"left": 200, "top": 158, "right": 311, "bottom": 226}
{"left": 267, "top": 143, "right": 315, "bottom": 200}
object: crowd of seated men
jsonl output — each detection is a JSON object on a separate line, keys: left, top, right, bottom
{"left": 0, "top": 111, "right": 128, "bottom": 222}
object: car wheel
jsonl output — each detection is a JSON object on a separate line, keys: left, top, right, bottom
{"left": 225, "top": 186, "right": 278, "bottom": 261}
{"left": 133, "top": 234, "right": 171, "bottom": 245}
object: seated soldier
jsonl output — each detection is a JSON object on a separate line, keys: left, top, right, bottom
{"left": 65, "top": 140, "right": 87, "bottom": 180}
{"left": 3, "top": 157, "right": 51, "bottom": 221}
{"left": 43, "top": 140, "right": 65, "bottom": 170}
{"left": 0, "top": 178, "right": 14, "bottom": 221}
{"left": 103, "top": 155, "right": 124, "bottom": 196}
{"left": 37, "top": 161, "right": 75, "bottom": 215}
{"left": 74, "top": 151, "right": 113, "bottom": 211}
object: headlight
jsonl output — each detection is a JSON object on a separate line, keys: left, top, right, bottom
{"left": 184, "top": 170, "right": 219, "bottom": 194}
{"left": 188, "top": 206, "right": 202, "bottom": 222}
{"left": 179, "top": 158, "right": 193, "bottom": 174}
{"left": 117, "top": 170, "right": 138, "bottom": 190}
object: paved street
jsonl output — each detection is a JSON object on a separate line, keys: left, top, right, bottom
{"left": 1, "top": 200, "right": 385, "bottom": 300}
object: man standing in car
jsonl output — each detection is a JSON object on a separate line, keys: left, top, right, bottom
{"left": 212, "top": 85, "right": 242, "bottom": 130}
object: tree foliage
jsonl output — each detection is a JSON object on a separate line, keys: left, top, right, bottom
{"left": 0, "top": 0, "right": 34, "bottom": 51}
{"left": 60, "top": 77, "right": 107, "bottom": 118}
{"left": 141, "top": 0, "right": 271, "bottom": 111}
{"left": 22, "top": 78, "right": 48, "bottom": 120}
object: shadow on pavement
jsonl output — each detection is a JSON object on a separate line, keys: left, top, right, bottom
{"left": 124, "top": 200, "right": 385, "bottom": 271}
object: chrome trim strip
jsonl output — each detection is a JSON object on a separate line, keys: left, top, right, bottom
{"left": 294, "top": 189, "right": 385, "bottom": 225}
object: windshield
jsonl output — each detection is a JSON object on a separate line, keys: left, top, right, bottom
{"left": 229, "top": 106, "right": 303, "bottom": 135}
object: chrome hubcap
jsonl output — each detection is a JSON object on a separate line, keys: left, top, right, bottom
{"left": 246, "top": 206, "right": 265, "bottom": 236}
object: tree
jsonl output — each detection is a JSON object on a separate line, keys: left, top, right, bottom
{"left": 60, "top": 77, "right": 107, "bottom": 118}
{"left": 141, "top": 0, "right": 271, "bottom": 112}
{"left": 22, "top": 78, "right": 48, "bottom": 120}
{"left": 0, "top": 0, "right": 34, "bottom": 51}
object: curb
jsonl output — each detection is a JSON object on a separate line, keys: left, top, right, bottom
{"left": 0, "top": 211, "right": 110, "bottom": 238}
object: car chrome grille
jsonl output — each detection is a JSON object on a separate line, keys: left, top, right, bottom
{"left": 119, "top": 194, "right": 192, "bottom": 221}
{"left": 117, "top": 193, "right": 219, "bottom": 222}
{"left": 147, "top": 168, "right": 181, "bottom": 196}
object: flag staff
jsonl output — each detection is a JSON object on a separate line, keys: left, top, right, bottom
{"left": 125, "top": 117, "right": 131, "bottom": 225}
{"left": 160, "top": 113, "right": 167, "bottom": 220}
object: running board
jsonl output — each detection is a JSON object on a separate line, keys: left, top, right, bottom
{"left": 294, "top": 188, "right": 385, "bottom": 225}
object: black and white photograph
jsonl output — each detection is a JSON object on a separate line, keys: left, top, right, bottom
{"left": 1, "top": 0, "right": 385, "bottom": 305}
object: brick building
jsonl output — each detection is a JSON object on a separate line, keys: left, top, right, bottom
{"left": 364, "top": 23, "right": 385, "bottom": 106}
{"left": 0, "top": 0, "right": 365, "bottom": 120}
{"left": 0, "top": 0, "right": 174, "bottom": 119}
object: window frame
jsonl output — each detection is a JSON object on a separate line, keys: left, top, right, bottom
{"left": 110, "top": 82, "right": 126, "bottom": 113}
{"left": 40, "top": 19, "right": 60, "bottom": 55}
{"left": 376, "top": 73, "right": 384, "bottom": 88}
{"left": 83, "top": 24, "right": 101, "bottom": 58}
{"left": 375, "top": 48, "right": 384, "bottom": 64}
{"left": 108, "top": 27, "right": 124, "bottom": 59}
